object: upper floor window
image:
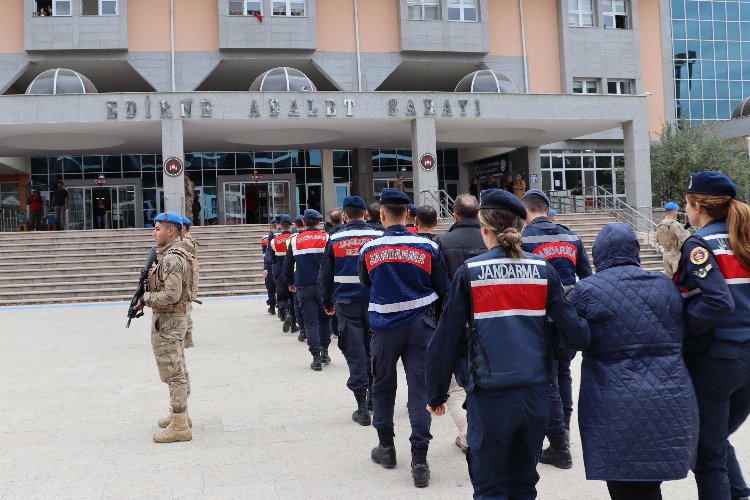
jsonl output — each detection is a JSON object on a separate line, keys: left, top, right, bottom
{"left": 447, "top": 0, "right": 477, "bottom": 22}
{"left": 81, "top": 0, "right": 117, "bottom": 15}
{"left": 573, "top": 79, "right": 599, "bottom": 94}
{"left": 229, "top": 0, "right": 262, "bottom": 16}
{"left": 272, "top": 0, "right": 305, "bottom": 17}
{"left": 408, "top": 0, "right": 440, "bottom": 21}
{"left": 607, "top": 80, "right": 633, "bottom": 95}
{"left": 568, "top": 0, "right": 594, "bottom": 27}
{"left": 34, "top": 0, "right": 70, "bottom": 16}
{"left": 603, "top": 0, "right": 629, "bottom": 29}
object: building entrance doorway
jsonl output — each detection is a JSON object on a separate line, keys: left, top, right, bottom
{"left": 68, "top": 185, "right": 136, "bottom": 230}
{"left": 223, "top": 181, "right": 291, "bottom": 225}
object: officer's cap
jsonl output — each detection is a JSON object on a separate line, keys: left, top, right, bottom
{"left": 294, "top": 214, "right": 304, "bottom": 223}
{"left": 303, "top": 209, "right": 323, "bottom": 222}
{"left": 407, "top": 204, "right": 417, "bottom": 216}
{"left": 154, "top": 212, "right": 183, "bottom": 230}
{"left": 686, "top": 171, "right": 737, "bottom": 198}
{"left": 274, "top": 215, "right": 283, "bottom": 223}
{"left": 279, "top": 215, "right": 292, "bottom": 224}
{"left": 664, "top": 201, "right": 679, "bottom": 211}
{"left": 181, "top": 217, "right": 192, "bottom": 227}
{"left": 522, "top": 189, "right": 550, "bottom": 207}
{"left": 549, "top": 209, "right": 557, "bottom": 217}
{"left": 479, "top": 189, "right": 527, "bottom": 220}
{"left": 343, "top": 196, "right": 367, "bottom": 210}
{"left": 380, "top": 188, "right": 410, "bottom": 205}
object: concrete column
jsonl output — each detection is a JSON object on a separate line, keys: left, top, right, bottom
{"left": 161, "top": 119, "right": 185, "bottom": 216}
{"left": 411, "top": 117, "right": 438, "bottom": 207}
{"left": 352, "top": 148, "right": 373, "bottom": 203}
{"left": 622, "top": 119, "right": 652, "bottom": 213}
{"left": 526, "top": 147, "right": 542, "bottom": 191}
{"left": 458, "top": 159, "right": 472, "bottom": 195}
{"left": 322, "top": 149, "right": 336, "bottom": 215}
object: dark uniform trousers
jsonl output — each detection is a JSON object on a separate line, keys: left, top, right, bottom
{"left": 336, "top": 301, "right": 372, "bottom": 392}
{"left": 467, "top": 384, "right": 548, "bottom": 499}
{"left": 293, "top": 291, "right": 303, "bottom": 330}
{"left": 265, "top": 271, "right": 276, "bottom": 308}
{"left": 273, "top": 263, "right": 293, "bottom": 317}
{"left": 297, "top": 285, "right": 331, "bottom": 353}
{"left": 371, "top": 314, "right": 435, "bottom": 448}
{"left": 685, "top": 341, "right": 750, "bottom": 500}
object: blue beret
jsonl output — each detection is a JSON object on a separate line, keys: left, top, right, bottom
{"left": 343, "top": 196, "right": 367, "bottom": 210}
{"left": 380, "top": 188, "right": 411, "bottom": 205}
{"left": 407, "top": 204, "right": 417, "bottom": 216}
{"left": 269, "top": 218, "right": 276, "bottom": 225}
{"left": 154, "top": 212, "right": 183, "bottom": 229}
{"left": 549, "top": 209, "right": 557, "bottom": 217}
{"left": 279, "top": 215, "right": 292, "bottom": 224}
{"left": 294, "top": 214, "right": 304, "bottom": 222}
{"left": 522, "top": 189, "right": 550, "bottom": 207}
{"left": 181, "top": 217, "right": 192, "bottom": 226}
{"left": 303, "top": 209, "right": 323, "bottom": 221}
{"left": 274, "top": 215, "right": 283, "bottom": 223}
{"left": 664, "top": 202, "right": 679, "bottom": 211}
{"left": 479, "top": 189, "right": 527, "bottom": 220}
{"left": 686, "top": 171, "right": 737, "bottom": 198}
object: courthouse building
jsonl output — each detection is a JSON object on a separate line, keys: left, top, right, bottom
{"left": 0, "top": 0, "right": 746, "bottom": 228}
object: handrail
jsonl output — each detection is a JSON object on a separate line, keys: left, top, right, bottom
{"left": 420, "top": 189, "right": 455, "bottom": 219}
{"left": 0, "top": 207, "right": 21, "bottom": 232}
{"left": 589, "top": 186, "right": 658, "bottom": 249}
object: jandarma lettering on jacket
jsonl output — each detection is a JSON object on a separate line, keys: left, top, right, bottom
{"left": 367, "top": 247, "right": 428, "bottom": 269}
{"left": 476, "top": 263, "right": 542, "bottom": 281}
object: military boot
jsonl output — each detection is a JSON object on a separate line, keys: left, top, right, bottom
{"left": 153, "top": 411, "right": 192, "bottom": 443}
{"left": 158, "top": 410, "right": 192, "bottom": 429}
{"left": 320, "top": 349, "right": 331, "bottom": 365}
{"left": 539, "top": 432, "right": 573, "bottom": 469}
{"left": 298, "top": 329, "right": 306, "bottom": 342}
{"left": 371, "top": 429, "right": 396, "bottom": 469}
{"left": 366, "top": 389, "right": 374, "bottom": 413}
{"left": 311, "top": 352, "right": 323, "bottom": 371}
{"left": 563, "top": 413, "right": 571, "bottom": 441}
{"left": 411, "top": 446, "right": 430, "bottom": 488}
{"left": 352, "top": 390, "right": 371, "bottom": 426}
{"left": 290, "top": 322, "right": 299, "bottom": 333}
{"left": 282, "top": 311, "right": 293, "bottom": 333}
{"left": 268, "top": 305, "right": 275, "bottom": 315}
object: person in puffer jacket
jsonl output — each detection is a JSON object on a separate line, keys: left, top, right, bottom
{"left": 568, "top": 223, "right": 699, "bottom": 500}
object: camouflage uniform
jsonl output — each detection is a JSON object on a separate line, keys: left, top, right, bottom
{"left": 184, "top": 176, "right": 195, "bottom": 221}
{"left": 182, "top": 233, "right": 199, "bottom": 348}
{"left": 656, "top": 216, "right": 690, "bottom": 277}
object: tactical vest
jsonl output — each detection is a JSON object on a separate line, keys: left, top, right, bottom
{"left": 463, "top": 251, "right": 550, "bottom": 390}
{"left": 148, "top": 243, "right": 194, "bottom": 312}
{"left": 290, "top": 229, "right": 329, "bottom": 286}
{"left": 180, "top": 236, "right": 199, "bottom": 298}
{"left": 330, "top": 225, "right": 383, "bottom": 303}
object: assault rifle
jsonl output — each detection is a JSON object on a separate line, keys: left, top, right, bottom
{"left": 126, "top": 248, "right": 158, "bottom": 328}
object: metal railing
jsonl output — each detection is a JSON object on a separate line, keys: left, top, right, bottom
{"left": 590, "top": 186, "right": 658, "bottom": 249}
{"left": 420, "top": 189, "right": 455, "bottom": 219}
{"left": 0, "top": 207, "right": 21, "bottom": 232}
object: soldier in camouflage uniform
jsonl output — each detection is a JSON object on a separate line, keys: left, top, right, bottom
{"left": 656, "top": 201, "right": 690, "bottom": 277}
{"left": 184, "top": 173, "right": 195, "bottom": 221}
{"left": 133, "top": 212, "right": 194, "bottom": 443}
{"left": 181, "top": 217, "right": 199, "bottom": 348}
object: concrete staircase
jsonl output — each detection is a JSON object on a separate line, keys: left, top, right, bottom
{"left": 0, "top": 212, "right": 663, "bottom": 307}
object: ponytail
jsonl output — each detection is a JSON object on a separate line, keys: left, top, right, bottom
{"left": 478, "top": 208, "right": 525, "bottom": 259}
{"left": 728, "top": 199, "right": 750, "bottom": 271}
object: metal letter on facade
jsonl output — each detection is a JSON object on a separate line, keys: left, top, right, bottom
{"left": 106, "top": 101, "right": 118, "bottom": 119}
{"left": 442, "top": 100, "right": 452, "bottom": 117}
{"left": 289, "top": 99, "right": 300, "bottom": 117}
{"left": 269, "top": 99, "right": 280, "bottom": 117}
{"left": 180, "top": 99, "right": 192, "bottom": 118}
{"left": 307, "top": 99, "right": 318, "bottom": 117}
{"left": 145, "top": 95, "right": 152, "bottom": 119}
{"left": 405, "top": 99, "right": 417, "bottom": 117}
{"left": 125, "top": 101, "right": 137, "bottom": 119}
{"left": 458, "top": 99, "right": 468, "bottom": 116}
{"left": 200, "top": 99, "right": 212, "bottom": 118}
{"left": 388, "top": 99, "right": 397, "bottom": 116}
{"left": 343, "top": 99, "right": 354, "bottom": 117}
{"left": 249, "top": 99, "right": 260, "bottom": 117}
{"left": 159, "top": 100, "right": 172, "bottom": 119}
{"left": 474, "top": 99, "right": 481, "bottom": 117}
{"left": 423, "top": 99, "right": 435, "bottom": 116}
{"left": 325, "top": 99, "right": 336, "bottom": 117}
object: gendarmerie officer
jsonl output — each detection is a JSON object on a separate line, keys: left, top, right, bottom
{"left": 675, "top": 171, "right": 750, "bottom": 500}
{"left": 521, "top": 188, "right": 592, "bottom": 469}
{"left": 358, "top": 188, "right": 450, "bottom": 488}
{"left": 292, "top": 215, "right": 307, "bottom": 342}
{"left": 270, "top": 215, "right": 298, "bottom": 333}
{"left": 263, "top": 217, "right": 281, "bottom": 315}
{"left": 319, "top": 196, "right": 383, "bottom": 426}
{"left": 425, "top": 189, "right": 590, "bottom": 499}
{"left": 406, "top": 203, "right": 419, "bottom": 234}
{"left": 284, "top": 209, "right": 331, "bottom": 370}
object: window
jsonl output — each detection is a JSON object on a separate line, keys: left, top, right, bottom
{"left": 573, "top": 79, "right": 599, "bottom": 94}
{"left": 603, "top": 0, "right": 629, "bottom": 29}
{"left": 229, "top": 0, "right": 262, "bottom": 16}
{"left": 408, "top": 0, "right": 440, "bottom": 20}
{"left": 607, "top": 80, "right": 633, "bottom": 94}
{"left": 81, "top": 0, "right": 117, "bottom": 15}
{"left": 568, "top": 0, "right": 594, "bottom": 27}
{"left": 34, "top": 0, "right": 70, "bottom": 16}
{"left": 272, "top": 0, "right": 305, "bottom": 17}
{"left": 0, "top": 183, "right": 20, "bottom": 209}
{"left": 447, "top": 0, "right": 477, "bottom": 22}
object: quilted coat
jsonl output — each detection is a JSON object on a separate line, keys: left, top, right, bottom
{"left": 568, "top": 223, "right": 698, "bottom": 481}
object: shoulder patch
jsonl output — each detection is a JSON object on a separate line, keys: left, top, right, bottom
{"left": 690, "top": 246, "right": 709, "bottom": 265}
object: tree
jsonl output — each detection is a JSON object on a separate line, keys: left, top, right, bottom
{"left": 651, "top": 122, "right": 750, "bottom": 206}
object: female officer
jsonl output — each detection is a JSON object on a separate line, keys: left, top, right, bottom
{"left": 425, "top": 188, "right": 590, "bottom": 499}
{"left": 675, "top": 171, "right": 750, "bottom": 500}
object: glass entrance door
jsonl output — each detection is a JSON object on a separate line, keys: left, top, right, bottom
{"left": 223, "top": 181, "right": 291, "bottom": 225}
{"left": 68, "top": 187, "right": 91, "bottom": 230}
{"left": 67, "top": 185, "right": 136, "bottom": 230}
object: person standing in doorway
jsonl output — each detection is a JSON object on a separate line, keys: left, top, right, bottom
{"left": 95, "top": 199, "right": 107, "bottom": 229}
{"left": 504, "top": 175, "right": 514, "bottom": 193}
{"left": 469, "top": 177, "right": 480, "bottom": 200}
{"left": 513, "top": 174, "right": 527, "bottom": 199}
{"left": 27, "top": 190, "right": 43, "bottom": 231}
{"left": 184, "top": 173, "right": 195, "bottom": 221}
{"left": 483, "top": 175, "right": 500, "bottom": 191}
{"left": 394, "top": 173, "right": 407, "bottom": 192}
{"left": 52, "top": 181, "right": 69, "bottom": 231}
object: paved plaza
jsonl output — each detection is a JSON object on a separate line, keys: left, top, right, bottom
{"left": 1, "top": 297, "right": 748, "bottom": 499}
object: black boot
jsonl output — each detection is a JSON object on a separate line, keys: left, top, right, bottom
{"left": 268, "top": 305, "right": 275, "bottom": 315}
{"left": 539, "top": 432, "right": 573, "bottom": 469}
{"left": 290, "top": 322, "right": 299, "bottom": 333}
{"left": 310, "top": 352, "right": 322, "bottom": 371}
{"left": 371, "top": 429, "right": 396, "bottom": 469}
{"left": 352, "top": 390, "right": 371, "bottom": 426}
{"left": 366, "top": 389, "right": 373, "bottom": 413}
{"left": 298, "top": 329, "right": 306, "bottom": 342}
{"left": 320, "top": 349, "right": 331, "bottom": 365}
{"left": 563, "top": 413, "right": 571, "bottom": 441}
{"left": 411, "top": 446, "right": 430, "bottom": 488}
{"left": 283, "top": 312, "right": 293, "bottom": 333}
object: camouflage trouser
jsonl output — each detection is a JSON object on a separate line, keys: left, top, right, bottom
{"left": 185, "top": 304, "right": 193, "bottom": 345}
{"left": 151, "top": 312, "right": 190, "bottom": 413}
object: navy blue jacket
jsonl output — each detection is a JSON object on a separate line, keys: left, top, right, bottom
{"left": 426, "top": 246, "right": 590, "bottom": 406}
{"left": 521, "top": 216, "right": 591, "bottom": 287}
{"left": 568, "top": 224, "right": 698, "bottom": 481}
{"left": 283, "top": 228, "right": 329, "bottom": 287}
{"left": 318, "top": 220, "right": 383, "bottom": 307}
